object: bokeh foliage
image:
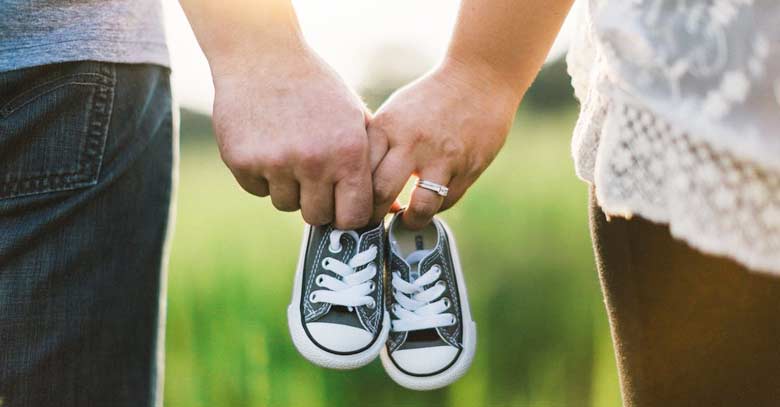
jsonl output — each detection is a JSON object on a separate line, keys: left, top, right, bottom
{"left": 165, "top": 62, "right": 621, "bottom": 406}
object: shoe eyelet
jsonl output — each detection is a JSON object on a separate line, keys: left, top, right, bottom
{"left": 367, "top": 299, "right": 376, "bottom": 309}
{"left": 436, "top": 280, "right": 446, "bottom": 289}
{"left": 315, "top": 275, "right": 325, "bottom": 286}
{"left": 309, "top": 293, "right": 318, "bottom": 303}
{"left": 449, "top": 316, "right": 457, "bottom": 325}
{"left": 321, "top": 258, "right": 331, "bottom": 268}
{"left": 392, "top": 304, "right": 400, "bottom": 313}
{"left": 442, "top": 297, "right": 450, "bottom": 309}
{"left": 368, "top": 282, "right": 375, "bottom": 292}
{"left": 328, "top": 243, "right": 342, "bottom": 254}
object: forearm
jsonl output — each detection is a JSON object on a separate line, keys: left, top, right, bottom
{"left": 178, "top": 0, "right": 307, "bottom": 77}
{"left": 445, "top": 0, "right": 574, "bottom": 99}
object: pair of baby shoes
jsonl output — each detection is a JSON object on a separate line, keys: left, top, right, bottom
{"left": 287, "top": 211, "right": 476, "bottom": 391}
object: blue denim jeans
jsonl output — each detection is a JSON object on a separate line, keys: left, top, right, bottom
{"left": 0, "top": 61, "right": 174, "bottom": 407}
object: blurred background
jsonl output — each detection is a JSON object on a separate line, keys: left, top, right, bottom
{"left": 162, "top": 0, "right": 621, "bottom": 405}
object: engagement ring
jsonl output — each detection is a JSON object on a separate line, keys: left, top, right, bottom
{"left": 416, "top": 179, "right": 449, "bottom": 197}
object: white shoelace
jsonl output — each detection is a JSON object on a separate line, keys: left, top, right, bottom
{"left": 309, "top": 230, "right": 378, "bottom": 309}
{"left": 391, "top": 250, "right": 456, "bottom": 332}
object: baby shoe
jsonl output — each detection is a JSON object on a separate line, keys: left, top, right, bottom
{"left": 381, "top": 212, "right": 476, "bottom": 390}
{"left": 288, "top": 222, "right": 389, "bottom": 369}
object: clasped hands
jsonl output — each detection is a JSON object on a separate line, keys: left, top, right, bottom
{"left": 212, "top": 45, "right": 521, "bottom": 230}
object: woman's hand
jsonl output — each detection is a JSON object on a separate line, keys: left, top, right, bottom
{"left": 367, "top": 57, "right": 522, "bottom": 228}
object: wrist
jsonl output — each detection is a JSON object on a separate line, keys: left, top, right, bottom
{"left": 436, "top": 55, "right": 524, "bottom": 109}
{"left": 207, "top": 24, "right": 309, "bottom": 80}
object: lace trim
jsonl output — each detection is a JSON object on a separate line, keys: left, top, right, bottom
{"left": 581, "top": 101, "right": 780, "bottom": 275}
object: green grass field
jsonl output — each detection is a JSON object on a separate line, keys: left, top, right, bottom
{"left": 164, "top": 107, "right": 622, "bottom": 406}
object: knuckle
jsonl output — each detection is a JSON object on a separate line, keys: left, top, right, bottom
{"left": 337, "top": 135, "right": 367, "bottom": 160}
{"left": 333, "top": 164, "right": 363, "bottom": 183}
{"left": 260, "top": 150, "right": 290, "bottom": 174}
{"left": 408, "top": 128, "right": 428, "bottom": 145}
{"left": 221, "top": 146, "right": 256, "bottom": 174}
{"left": 297, "top": 148, "right": 327, "bottom": 175}
{"left": 373, "top": 182, "right": 396, "bottom": 206}
{"left": 440, "top": 137, "right": 465, "bottom": 160}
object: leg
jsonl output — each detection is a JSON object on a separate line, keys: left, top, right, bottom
{"left": 589, "top": 188, "right": 780, "bottom": 406}
{"left": 0, "top": 61, "right": 175, "bottom": 407}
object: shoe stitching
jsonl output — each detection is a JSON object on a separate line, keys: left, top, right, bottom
{"left": 304, "top": 225, "right": 334, "bottom": 320}
{"left": 421, "top": 229, "right": 462, "bottom": 348}
{"left": 388, "top": 252, "right": 410, "bottom": 352}
{"left": 355, "top": 226, "right": 384, "bottom": 333}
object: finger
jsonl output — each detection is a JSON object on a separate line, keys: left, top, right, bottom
{"left": 234, "top": 174, "right": 270, "bottom": 197}
{"left": 370, "top": 147, "right": 415, "bottom": 224}
{"left": 299, "top": 180, "right": 334, "bottom": 226}
{"left": 334, "top": 168, "right": 372, "bottom": 230}
{"left": 367, "top": 119, "right": 390, "bottom": 172}
{"left": 268, "top": 177, "right": 301, "bottom": 212}
{"left": 402, "top": 169, "right": 451, "bottom": 230}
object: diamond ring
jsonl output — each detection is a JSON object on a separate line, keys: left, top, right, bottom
{"left": 416, "top": 179, "right": 449, "bottom": 197}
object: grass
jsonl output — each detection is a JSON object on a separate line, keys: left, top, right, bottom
{"left": 164, "top": 107, "right": 622, "bottom": 406}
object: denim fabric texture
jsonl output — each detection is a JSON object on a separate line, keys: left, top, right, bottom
{"left": 0, "top": 61, "right": 174, "bottom": 407}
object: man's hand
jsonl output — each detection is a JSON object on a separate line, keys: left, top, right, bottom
{"left": 212, "top": 46, "right": 373, "bottom": 228}
{"left": 179, "top": 0, "right": 374, "bottom": 229}
{"left": 368, "top": 58, "right": 521, "bottom": 229}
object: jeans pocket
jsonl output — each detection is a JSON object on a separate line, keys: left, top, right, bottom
{"left": 0, "top": 61, "right": 116, "bottom": 200}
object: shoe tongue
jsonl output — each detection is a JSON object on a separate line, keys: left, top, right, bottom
{"left": 343, "top": 222, "right": 381, "bottom": 251}
{"left": 405, "top": 250, "right": 433, "bottom": 282}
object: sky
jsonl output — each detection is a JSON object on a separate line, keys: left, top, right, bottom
{"left": 162, "top": 0, "right": 575, "bottom": 113}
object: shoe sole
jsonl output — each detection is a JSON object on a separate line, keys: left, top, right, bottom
{"left": 380, "top": 217, "right": 477, "bottom": 390}
{"left": 288, "top": 224, "right": 390, "bottom": 370}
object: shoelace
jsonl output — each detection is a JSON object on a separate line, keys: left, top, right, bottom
{"left": 390, "top": 250, "right": 456, "bottom": 332}
{"left": 309, "top": 229, "right": 378, "bottom": 309}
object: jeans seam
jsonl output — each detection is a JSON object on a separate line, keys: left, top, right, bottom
{"left": 0, "top": 63, "right": 116, "bottom": 200}
{"left": 79, "top": 63, "right": 116, "bottom": 187}
{"left": 0, "top": 73, "right": 113, "bottom": 117}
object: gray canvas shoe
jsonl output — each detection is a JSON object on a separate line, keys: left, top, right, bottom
{"left": 288, "top": 222, "right": 389, "bottom": 369}
{"left": 380, "top": 212, "right": 476, "bottom": 390}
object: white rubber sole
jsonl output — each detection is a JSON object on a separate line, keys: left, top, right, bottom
{"left": 380, "top": 217, "right": 477, "bottom": 390}
{"left": 288, "top": 224, "right": 390, "bottom": 370}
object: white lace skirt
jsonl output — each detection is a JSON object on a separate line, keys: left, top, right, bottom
{"left": 572, "top": 94, "right": 780, "bottom": 275}
{"left": 568, "top": 1, "right": 780, "bottom": 275}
